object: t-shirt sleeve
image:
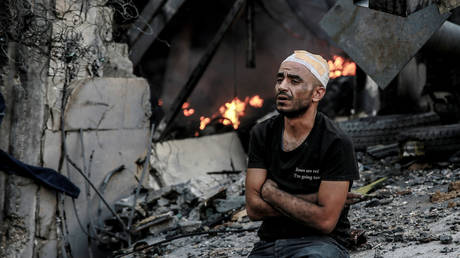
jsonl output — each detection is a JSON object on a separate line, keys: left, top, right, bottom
{"left": 247, "top": 125, "right": 267, "bottom": 169}
{"left": 320, "top": 136, "right": 359, "bottom": 181}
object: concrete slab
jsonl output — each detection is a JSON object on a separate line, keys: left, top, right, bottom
{"left": 57, "top": 78, "right": 151, "bottom": 131}
{"left": 151, "top": 132, "right": 247, "bottom": 186}
{"left": 43, "top": 128, "right": 150, "bottom": 202}
{"left": 42, "top": 128, "right": 151, "bottom": 257}
{"left": 37, "top": 188, "right": 58, "bottom": 238}
{"left": 40, "top": 76, "right": 151, "bottom": 257}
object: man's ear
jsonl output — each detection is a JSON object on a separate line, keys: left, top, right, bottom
{"left": 312, "top": 86, "right": 326, "bottom": 102}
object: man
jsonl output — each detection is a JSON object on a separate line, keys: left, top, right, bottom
{"left": 245, "top": 50, "right": 360, "bottom": 257}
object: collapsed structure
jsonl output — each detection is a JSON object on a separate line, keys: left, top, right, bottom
{"left": 0, "top": 0, "right": 459, "bottom": 257}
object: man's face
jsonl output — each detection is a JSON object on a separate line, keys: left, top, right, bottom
{"left": 275, "top": 61, "right": 319, "bottom": 118}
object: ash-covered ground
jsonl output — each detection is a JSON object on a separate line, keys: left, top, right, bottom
{"left": 117, "top": 152, "right": 460, "bottom": 258}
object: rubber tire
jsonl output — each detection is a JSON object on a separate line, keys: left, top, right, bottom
{"left": 338, "top": 112, "right": 441, "bottom": 150}
{"left": 398, "top": 123, "right": 460, "bottom": 155}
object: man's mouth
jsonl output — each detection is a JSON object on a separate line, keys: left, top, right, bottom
{"left": 276, "top": 93, "right": 291, "bottom": 101}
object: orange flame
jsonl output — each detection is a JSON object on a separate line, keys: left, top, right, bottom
{"left": 200, "top": 116, "right": 211, "bottom": 130}
{"left": 219, "top": 97, "right": 247, "bottom": 129}
{"left": 249, "top": 95, "right": 264, "bottom": 108}
{"left": 182, "top": 102, "right": 195, "bottom": 117}
{"left": 198, "top": 95, "right": 264, "bottom": 131}
{"left": 183, "top": 108, "right": 195, "bottom": 117}
{"left": 328, "top": 56, "right": 356, "bottom": 79}
{"left": 158, "top": 99, "right": 163, "bottom": 106}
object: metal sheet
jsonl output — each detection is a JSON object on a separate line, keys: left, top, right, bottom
{"left": 320, "top": 0, "right": 449, "bottom": 89}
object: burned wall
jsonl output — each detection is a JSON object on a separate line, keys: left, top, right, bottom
{"left": 0, "top": 0, "right": 152, "bottom": 257}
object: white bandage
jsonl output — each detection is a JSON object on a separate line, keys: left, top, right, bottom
{"left": 282, "top": 50, "right": 329, "bottom": 88}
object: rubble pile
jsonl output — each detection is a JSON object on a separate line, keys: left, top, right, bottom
{"left": 98, "top": 148, "right": 460, "bottom": 257}
{"left": 97, "top": 175, "right": 258, "bottom": 257}
{"left": 350, "top": 152, "right": 460, "bottom": 257}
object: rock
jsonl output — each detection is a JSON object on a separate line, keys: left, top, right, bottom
{"left": 448, "top": 181, "right": 460, "bottom": 192}
{"left": 439, "top": 234, "right": 453, "bottom": 244}
{"left": 430, "top": 190, "right": 459, "bottom": 203}
{"left": 214, "top": 196, "right": 245, "bottom": 213}
{"left": 440, "top": 247, "right": 454, "bottom": 254}
{"left": 178, "top": 219, "right": 201, "bottom": 233}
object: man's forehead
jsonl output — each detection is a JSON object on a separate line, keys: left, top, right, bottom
{"left": 278, "top": 61, "right": 315, "bottom": 79}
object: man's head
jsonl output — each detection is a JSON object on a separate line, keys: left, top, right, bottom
{"left": 275, "top": 50, "right": 329, "bottom": 118}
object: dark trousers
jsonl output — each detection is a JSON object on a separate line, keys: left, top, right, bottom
{"left": 248, "top": 236, "right": 349, "bottom": 258}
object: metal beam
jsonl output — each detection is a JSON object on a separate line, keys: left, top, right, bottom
{"left": 128, "top": 0, "right": 187, "bottom": 66}
{"left": 153, "top": 0, "right": 246, "bottom": 141}
{"left": 246, "top": 0, "right": 255, "bottom": 68}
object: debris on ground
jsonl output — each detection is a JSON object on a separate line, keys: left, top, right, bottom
{"left": 95, "top": 133, "right": 460, "bottom": 258}
{"left": 96, "top": 174, "right": 254, "bottom": 257}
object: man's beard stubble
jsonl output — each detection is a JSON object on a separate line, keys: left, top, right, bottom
{"left": 275, "top": 91, "right": 311, "bottom": 118}
{"left": 276, "top": 103, "right": 309, "bottom": 118}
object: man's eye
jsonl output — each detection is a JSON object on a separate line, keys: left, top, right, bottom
{"left": 292, "top": 80, "right": 300, "bottom": 84}
{"left": 276, "top": 78, "right": 283, "bottom": 83}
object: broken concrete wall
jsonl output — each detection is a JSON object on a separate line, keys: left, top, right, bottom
{"left": 42, "top": 77, "right": 151, "bottom": 258}
{"left": 151, "top": 132, "right": 247, "bottom": 187}
{"left": 0, "top": 0, "right": 151, "bottom": 257}
{"left": 0, "top": 8, "right": 50, "bottom": 257}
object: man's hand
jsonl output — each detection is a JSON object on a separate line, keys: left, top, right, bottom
{"left": 260, "top": 180, "right": 349, "bottom": 234}
{"left": 261, "top": 178, "right": 278, "bottom": 200}
{"left": 245, "top": 169, "right": 282, "bottom": 221}
{"left": 346, "top": 192, "right": 363, "bottom": 205}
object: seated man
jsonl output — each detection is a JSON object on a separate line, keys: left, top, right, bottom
{"left": 245, "top": 50, "right": 359, "bottom": 258}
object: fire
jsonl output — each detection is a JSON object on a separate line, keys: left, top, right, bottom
{"left": 183, "top": 109, "right": 195, "bottom": 116}
{"left": 328, "top": 55, "right": 356, "bottom": 79}
{"left": 198, "top": 95, "right": 264, "bottom": 131}
{"left": 219, "top": 97, "right": 247, "bottom": 129}
{"left": 200, "top": 116, "right": 211, "bottom": 130}
{"left": 249, "top": 95, "right": 264, "bottom": 108}
{"left": 182, "top": 102, "right": 195, "bottom": 117}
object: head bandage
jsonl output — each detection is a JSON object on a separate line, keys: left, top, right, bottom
{"left": 282, "top": 50, "right": 329, "bottom": 88}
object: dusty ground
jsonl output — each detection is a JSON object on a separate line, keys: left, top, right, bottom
{"left": 122, "top": 153, "right": 460, "bottom": 258}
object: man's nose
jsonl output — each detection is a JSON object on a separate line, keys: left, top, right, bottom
{"left": 277, "top": 78, "right": 289, "bottom": 91}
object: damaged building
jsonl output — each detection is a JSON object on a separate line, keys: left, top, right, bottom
{"left": 0, "top": 0, "right": 459, "bottom": 257}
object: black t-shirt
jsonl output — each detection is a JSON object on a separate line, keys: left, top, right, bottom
{"left": 247, "top": 112, "right": 359, "bottom": 243}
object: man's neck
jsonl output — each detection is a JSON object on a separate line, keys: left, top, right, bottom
{"left": 282, "top": 107, "right": 317, "bottom": 151}
{"left": 284, "top": 107, "right": 317, "bottom": 137}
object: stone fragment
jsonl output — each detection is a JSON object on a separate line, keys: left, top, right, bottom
{"left": 178, "top": 220, "right": 202, "bottom": 233}
{"left": 214, "top": 196, "right": 245, "bottom": 213}
{"left": 430, "top": 190, "right": 460, "bottom": 203}
{"left": 448, "top": 181, "right": 460, "bottom": 192}
{"left": 439, "top": 234, "right": 453, "bottom": 244}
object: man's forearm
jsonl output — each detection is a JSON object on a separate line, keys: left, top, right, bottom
{"left": 246, "top": 195, "right": 281, "bottom": 221}
{"left": 261, "top": 181, "right": 335, "bottom": 233}
{"left": 247, "top": 193, "right": 318, "bottom": 221}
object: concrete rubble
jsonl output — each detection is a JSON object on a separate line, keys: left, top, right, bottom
{"left": 150, "top": 132, "right": 247, "bottom": 188}
{"left": 91, "top": 135, "right": 460, "bottom": 258}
